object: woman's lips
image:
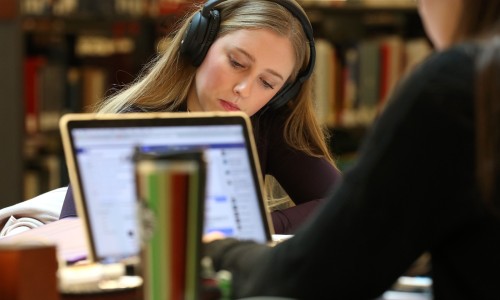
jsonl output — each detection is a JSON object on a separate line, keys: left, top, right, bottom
{"left": 219, "top": 100, "right": 240, "bottom": 111}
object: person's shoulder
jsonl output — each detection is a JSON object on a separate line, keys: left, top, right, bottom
{"left": 398, "top": 42, "right": 478, "bottom": 98}
{"left": 123, "top": 102, "right": 184, "bottom": 113}
{"left": 382, "top": 42, "right": 476, "bottom": 121}
{"left": 415, "top": 42, "right": 477, "bottom": 78}
{"left": 252, "top": 109, "right": 287, "bottom": 131}
{"left": 251, "top": 110, "right": 289, "bottom": 154}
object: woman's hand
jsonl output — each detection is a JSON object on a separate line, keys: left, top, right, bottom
{"left": 203, "top": 231, "right": 226, "bottom": 243}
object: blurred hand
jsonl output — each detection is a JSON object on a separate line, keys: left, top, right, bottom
{"left": 203, "top": 231, "right": 226, "bottom": 243}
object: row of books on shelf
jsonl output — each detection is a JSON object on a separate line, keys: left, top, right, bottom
{"left": 23, "top": 35, "right": 431, "bottom": 134}
{"left": 23, "top": 129, "right": 69, "bottom": 199}
{"left": 21, "top": 0, "right": 416, "bottom": 17}
{"left": 21, "top": 0, "right": 194, "bottom": 17}
{"left": 24, "top": 56, "right": 107, "bottom": 134}
{"left": 312, "top": 35, "right": 432, "bottom": 128}
{"left": 24, "top": 149, "right": 68, "bottom": 200}
{"left": 24, "top": 28, "right": 147, "bottom": 134}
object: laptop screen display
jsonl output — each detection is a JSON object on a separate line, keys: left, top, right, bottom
{"left": 65, "top": 114, "right": 270, "bottom": 263}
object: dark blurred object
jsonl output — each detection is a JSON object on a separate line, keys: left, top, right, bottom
{"left": 0, "top": 243, "right": 59, "bottom": 300}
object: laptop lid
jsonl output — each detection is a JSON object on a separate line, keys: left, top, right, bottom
{"left": 59, "top": 111, "right": 273, "bottom": 264}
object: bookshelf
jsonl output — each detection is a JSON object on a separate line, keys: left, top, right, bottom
{"left": 302, "top": 0, "right": 431, "bottom": 168}
{"left": 1, "top": 0, "right": 428, "bottom": 205}
{"left": 20, "top": 3, "right": 170, "bottom": 200}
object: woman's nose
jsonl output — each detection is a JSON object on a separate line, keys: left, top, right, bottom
{"left": 233, "top": 78, "right": 252, "bottom": 98}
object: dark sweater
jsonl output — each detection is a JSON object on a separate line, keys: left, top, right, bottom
{"left": 60, "top": 107, "right": 340, "bottom": 234}
{"left": 204, "top": 44, "right": 500, "bottom": 299}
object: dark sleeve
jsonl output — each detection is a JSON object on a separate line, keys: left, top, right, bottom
{"left": 270, "top": 199, "right": 325, "bottom": 234}
{"left": 265, "top": 120, "right": 341, "bottom": 234}
{"left": 267, "top": 131, "right": 340, "bottom": 204}
{"left": 59, "top": 184, "right": 77, "bottom": 219}
{"left": 205, "top": 48, "right": 478, "bottom": 299}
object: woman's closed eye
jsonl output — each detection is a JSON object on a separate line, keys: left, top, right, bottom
{"left": 229, "top": 56, "right": 245, "bottom": 69}
{"left": 260, "top": 78, "right": 275, "bottom": 89}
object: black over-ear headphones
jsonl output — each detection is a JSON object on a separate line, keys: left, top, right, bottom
{"left": 180, "top": 0, "right": 316, "bottom": 111}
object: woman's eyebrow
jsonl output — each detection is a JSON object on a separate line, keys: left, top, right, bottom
{"left": 234, "top": 47, "right": 285, "bottom": 81}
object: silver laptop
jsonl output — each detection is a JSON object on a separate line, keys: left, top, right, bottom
{"left": 59, "top": 111, "right": 273, "bottom": 264}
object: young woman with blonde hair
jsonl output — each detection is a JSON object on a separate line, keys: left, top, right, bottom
{"left": 59, "top": 0, "right": 341, "bottom": 234}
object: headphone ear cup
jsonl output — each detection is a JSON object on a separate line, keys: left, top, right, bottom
{"left": 180, "top": 10, "right": 221, "bottom": 67}
{"left": 192, "top": 10, "right": 220, "bottom": 67}
{"left": 180, "top": 12, "right": 204, "bottom": 63}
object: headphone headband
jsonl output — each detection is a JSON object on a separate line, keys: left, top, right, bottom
{"left": 201, "top": 0, "right": 225, "bottom": 16}
{"left": 180, "top": 0, "right": 315, "bottom": 111}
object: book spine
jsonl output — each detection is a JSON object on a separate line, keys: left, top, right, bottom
{"left": 24, "top": 56, "right": 46, "bottom": 134}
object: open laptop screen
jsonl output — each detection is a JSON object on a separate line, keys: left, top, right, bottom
{"left": 61, "top": 112, "right": 272, "bottom": 263}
